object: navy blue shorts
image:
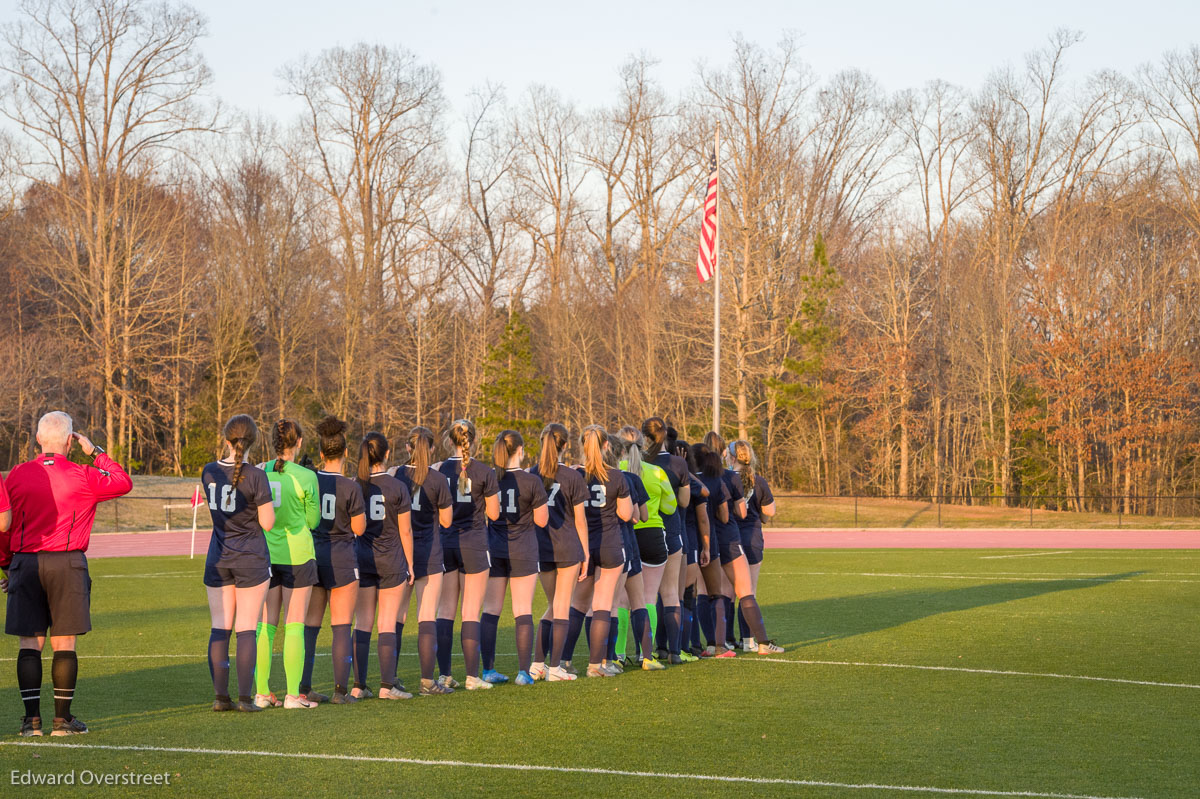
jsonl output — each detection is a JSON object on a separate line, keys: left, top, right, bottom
{"left": 358, "top": 564, "right": 408, "bottom": 590}
{"left": 684, "top": 523, "right": 699, "bottom": 566}
{"left": 314, "top": 538, "right": 358, "bottom": 589}
{"left": 539, "top": 559, "right": 582, "bottom": 573}
{"left": 489, "top": 556, "right": 539, "bottom": 578}
{"left": 357, "top": 547, "right": 409, "bottom": 590}
{"left": 443, "top": 545, "right": 492, "bottom": 575}
{"left": 204, "top": 552, "right": 271, "bottom": 589}
{"left": 739, "top": 525, "right": 764, "bottom": 565}
{"left": 587, "top": 546, "right": 625, "bottom": 576}
{"left": 412, "top": 535, "right": 445, "bottom": 580}
{"left": 634, "top": 526, "right": 669, "bottom": 567}
{"left": 269, "top": 559, "right": 318, "bottom": 589}
{"left": 717, "top": 529, "right": 745, "bottom": 566}
{"left": 4, "top": 551, "right": 92, "bottom": 637}
{"left": 625, "top": 543, "right": 642, "bottom": 577}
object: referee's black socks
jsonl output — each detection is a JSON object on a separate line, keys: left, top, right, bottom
{"left": 51, "top": 651, "right": 78, "bottom": 721}
{"left": 17, "top": 648, "right": 41, "bottom": 718}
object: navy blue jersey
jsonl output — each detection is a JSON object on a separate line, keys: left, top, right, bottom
{"left": 397, "top": 465, "right": 453, "bottom": 542}
{"left": 488, "top": 469, "right": 548, "bottom": 562}
{"left": 314, "top": 470, "right": 365, "bottom": 543}
{"left": 201, "top": 461, "right": 271, "bottom": 560}
{"left": 739, "top": 473, "right": 774, "bottom": 535}
{"left": 578, "top": 466, "right": 631, "bottom": 551}
{"left": 529, "top": 461, "right": 588, "bottom": 562}
{"left": 696, "top": 472, "right": 736, "bottom": 543}
{"left": 684, "top": 474, "right": 709, "bottom": 542}
{"left": 621, "top": 470, "right": 649, "bottom": 541}
{"left": 359, "top": 473, "right": 412, "bottom": 558}
{"left": 436, "top": 457, "right": 500, "bottom": 551}
{"left": 652, "top": 451, "right": 689, "bottom": 536}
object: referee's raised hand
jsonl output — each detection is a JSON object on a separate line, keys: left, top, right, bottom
{"left": 71, "top": 432, "right": 96, "bottom": 457}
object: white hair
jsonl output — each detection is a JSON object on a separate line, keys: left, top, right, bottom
{"left": 36, "top": 411, "right": 73, "bottom": 450}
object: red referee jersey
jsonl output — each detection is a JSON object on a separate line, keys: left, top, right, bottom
{"left": 0, "top": 452, "right": 132, "bottom": 569}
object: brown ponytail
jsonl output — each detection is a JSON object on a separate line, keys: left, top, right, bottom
{"left": 703, "top": 431, "right": 727, "bottom": 464}
{"left": 695, "top": 441, "right": 722, "bottom": 478}
{"left": 641, "top": 416, "right": 668, "bottom": 459}
{"left": 581, "top": 425, "right": 607, "bottom": 481}
{"left": 448, "top": 419, "right": 477, "bottom": 495}
{"left": 731, "top": 439, "right": 756, "bottom": 495}
{"left": 357, "top": 432, "right": 389, "bottom": 489}
{"left": 407, "top": 426, "right": 435, "bottom": 488}
{"left": 315, "top": 415, "right": 349, "bottom": 462}
{"left": 538, "top": 423, "right": 570, "bottom": 490}
{"left": 493, "top": 430, "right": 523, "bottom": 482}
{"left": 223, "top": 414, "right": 258, "bottom": 488}
{"left": 272, "top": 419, "right": 302, "bottom": 472}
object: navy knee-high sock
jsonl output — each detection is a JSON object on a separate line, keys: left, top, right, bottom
{"left": 461, "top": 621, "right": 481, "bottom": 678}
{"left": 417, "top": 621, "right": 437, "bottom": 680}
{"left": 664, "top": 605, "right": 681, "bottom": 655}
{"left": 654, "top": 595, "right": 666, "bottom": 651}
{"left": 584, "top": 613, "right": 592, "bottom": 648}
{"left": 235, "top": 630, "right": 256, "bottom": 703}
{"left": 535, "top": 618, "right": 553, "bottom": 662}
{"left": 606, "top": 616, "right": 619, "bottom": 662}
{"left": 549, "top": 619, "right": 570, "bottom": 668}
{"left": 353, "top": 629, "right": 372, "bottom": 689}
{"left": 631, "top": 607, "right": 649, "bottom": 659}
{"left": 562, "top": 607, "right": 586, "bottom": 663}
{"left": 515, "top": 614, "right": 534, "bottom": 673}
{"left": 739, "top": 595, "right": 770, "bottom": 643}
{"left": 299, "top": 624, "right": 320, "bottom": 694}
{"left": 738, "top": 602, "right": 751, "bottom": 641}
{"left": 377, "top": 632, "right": 398, "bottom": 689}
{"left": 680, "top": 593, "right": 695, "bottom": 653}
{"left": 588, "top": 610, "right": 611, "bottom": 666}
{"left": 694, "top": 595, "right": 710, "bottom": 649}
{"left": 704, "top": 594, "right": 721, "bottom": 647}
{"left": 331, "top": 624, "right": 352, "bottom": 694}
{"left": 723, "top": 596, "right": 735, "bottom": 643}
{"left": 480, "top": 613, "right": 501, "bottom": 671}
{"left": 435, "top": 618, "right": 454, "bottom": 676}
{"left": 206, "top": 630, "right": 230, "bottom": 701}
{"left": 395, "top": 621, "right": 404, "bottom": 662}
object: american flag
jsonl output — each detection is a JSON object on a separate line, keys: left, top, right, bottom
{"left": 695, "top": 147, "right": 718, "bottom": 283}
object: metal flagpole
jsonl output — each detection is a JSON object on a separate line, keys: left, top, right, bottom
{"left": 712, "top": 122, "right": 721, "bottom": 435}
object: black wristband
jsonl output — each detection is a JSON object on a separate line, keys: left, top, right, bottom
{"left": 91, "top": 445, "right": 105, "bottom": 458}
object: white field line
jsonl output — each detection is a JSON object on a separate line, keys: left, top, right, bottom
{"left": 979, "top": 551, "right": 1073, "bottom": 560}
{"left": 735, "top": 658, "right": 1200, "bottom": 690}
{"left": 2, "top": 652, "right": 1194, "bottom": 690}
{"left": 0, "top": 741, "right": 1146, "bottom": 799}
{"left": 95, "top": 571, "right": 194, "bottom": 579}
{"left": 758, "top": 571, "right": 1200, "bottom": 584}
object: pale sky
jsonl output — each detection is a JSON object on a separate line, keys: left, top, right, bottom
{"left": 183, "top": 0, "right": 1195, "bottom": 120}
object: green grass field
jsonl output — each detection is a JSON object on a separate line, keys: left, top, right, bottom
{"left": 1, "top": 549, "right": 1197, "bottom": 798}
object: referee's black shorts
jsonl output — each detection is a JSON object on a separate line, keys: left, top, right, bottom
{"left": 4, "top": 550, "right": 92, "bottom": 637}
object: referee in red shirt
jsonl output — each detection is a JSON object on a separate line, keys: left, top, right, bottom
{"left": 0, "top": 411, "right": 132, "bottom": 737}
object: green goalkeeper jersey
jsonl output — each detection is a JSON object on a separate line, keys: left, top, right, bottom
{"left": 262, "top": 459, "right": 319, "bottom": 565}
{"left": 620, "top": 459, "right": 677, "bottom": 531}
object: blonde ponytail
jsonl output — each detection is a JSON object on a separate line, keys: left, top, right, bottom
{"left": 581, "top": 425, "right": 607, "bottom": 481}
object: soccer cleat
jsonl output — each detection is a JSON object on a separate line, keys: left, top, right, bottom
{"left": 559, "top": 660, "right": 577, "bottom": 676}
{"left": 546, "top": 665, "right": 577, "bottom": 682}
{"left": 743, "top": 637, "right": 757, "bottom": 651}
{"left": 586, "top": 664, "right": 614, "bottom": 678}
{"left": 378, "top": 685, "right": 413, "bottom": 700}
{"left": 701, "top": 646, "right": 717, "bottom": 658}
{"left": 253, "top": 692, "right": 282, "bottom": 708}
{"left": 283, "top": 693, "right": 319, "bottom": 709}
{"left": 235, "top": 700, "right": 263, "bottom": 713}
{"left": 304, "top": 690, "right": 329, "bottom": 704}
{"left": 605, "top": 659, "right": 624, "bottom": 674}
{"left": 419, "top": 678, "right": 453, "bottom": 695}
{"left": 350, "top": 686, "right": 374, "bottom": 700}
{"left": 481, "top": 668, "right": 508, "bottom": 684}
{"left": 725, "top": 640, "right": 738, "bottom": 652}
{"left": 528, "top": 662, "right": 547, "bottom": 681}
{"left": 464, "top": 675, "right": 493, "bottom": 691}
{"left": 688, "top": 644, "right": 705, "bottom": 657}
{"left": 514, "top": 670, "right": 534, "bottom": 686}
{"left": 757, "top": 640, "right": 785, "bottom": 654}
{"left": 715, "top": 647, "right": 737, "bottom": 659}
{"left": 330, "top": 691, "right": 358, "bottom": 705}
{"left": 668, "top": 653, "right": 684, "bottom": 665}
{"left": 621, "top": 655, "right": 638, "bottom": 668}
{"left": 50, "top": 717, "right": 88, "bottom": 736}
{"left": 18, "top": 716, "right": 43, "bottom": 736}
{"left": 655, "top": 647, "right": 669, "bottom": 661}
{"left": 437, "top": 675, "right": 461, "bottom": 690}
{"left": 211, "top": 697, "right": 234, "bottom": 712}
{"left": 678, "top": 651, "right": 699, "bottom": 663}
{"left": 641, "top": 657, "right": 666, "bottom": 671}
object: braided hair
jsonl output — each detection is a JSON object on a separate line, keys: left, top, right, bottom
{"left": 730, "top": 439, "right": 757, "bottom": 495}
{"left": 448, "top": 419, "right": 477, "bottom": 495}
{"left": 272, "top": 419, "right": 302, "bottom": 473}
{"left": 223, "top": 415, "right": 258, "bottom": 488}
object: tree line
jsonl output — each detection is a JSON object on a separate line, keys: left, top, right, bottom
{"left": 1, "top": 0, "right": 1198, "bottom": 514}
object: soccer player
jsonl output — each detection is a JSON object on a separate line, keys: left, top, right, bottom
{"left": 255, "top": 420, "right": 321, "bottom": 709}
{"left": 2, "top": 412, "right": 132, "bottom": 735}
{"left": 434, "top": 420, "right": 501, "bottom": 691}
{"left": 673, "top": 439, "right": 712, "bottom": 656}
{"left": 641, "top": 418, "right": 691, "bottom": 661}
{"left": 699, "top": 436, "right": 783, "bottom": 655}
{"left": 201, "top": 415, "right": 275, "bottom": 712}
{"left": 616, "top": 427, "right": 676, "bottom": 670}
{"left": 729, "top": 439, "right": 777, "bottom": 650}
{"left": 572, "top": 426, "right": 632, "bottom": 678}
{"left": 610, "top": 435, "right": 652, "bottom": 670}
{"left": 352, "top": 433, "right": 415, "bottom": 700}
{"left": 481, "top": 431, "right": 549, "bottom": 686}
{"left": 300, "top": 416, "right": 366, "bottom": 705}
{"left": 394, "top": 426, "right": 454, "bottom": 696}
{"left": 528, "top": 423, "right": 587, "bottom": 682}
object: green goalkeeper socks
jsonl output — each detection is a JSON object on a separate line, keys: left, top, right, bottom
{"left": 615, "top": 607, "right": 630, "bottom": 659}
{"left": 284, "top": 622, "right": 305, "bottom": 697}
{"left": 255, "top": 622, "right": 276, "bottom": 696}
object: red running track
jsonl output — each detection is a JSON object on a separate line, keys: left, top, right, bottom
{"left": 84, "top": 527, "right": 1200, "bottom": 559}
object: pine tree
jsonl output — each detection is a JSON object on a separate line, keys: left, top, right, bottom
{"left": 769, "top": 234, "right": 840, "bottom": 411}
{"left": 478, "top": 309, "right": 545, "bottom": 449}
